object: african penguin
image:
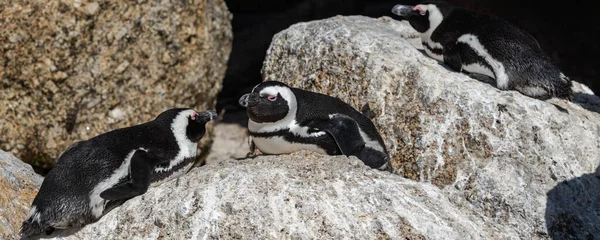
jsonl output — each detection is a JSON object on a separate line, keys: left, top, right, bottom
{"left": 391, "top": 1, "right": 573, "bottom": 100}
{"left": 238, "top": 81, "right": 391, "bottom": 171}
{"left": 20, "top": 108, "right": 217, "bottom": 238}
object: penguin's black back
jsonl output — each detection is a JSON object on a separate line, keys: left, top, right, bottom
{"left": 31, "top": 117, "right": 179, "bottom": 215}
{"left": 291, "top": 87, "right": 388, "bottom": 154}
{"left": 433, "top": 7, "right": 541, "bottom": 58}
{"left": 432, "top": 6, "right": 570, "bottom": 95}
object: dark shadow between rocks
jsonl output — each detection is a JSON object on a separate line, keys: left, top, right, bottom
{"left": 572, "top": 92, "right": 600, "bottom": 113}
{"left": 545, "top": 165, "right": 600, "bottom": 239}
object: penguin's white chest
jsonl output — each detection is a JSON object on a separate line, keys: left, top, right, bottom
{"left": 252, "top": 136, "right": 327, "bottom": 155}
{"left": 89, "top": 149, "right": 140, "bottom": 218}
{"left": 249, "top": 119, "right": 328, "bottom": 155}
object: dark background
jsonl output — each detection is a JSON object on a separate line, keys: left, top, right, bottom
{"left": 218, "top": 0, "right": 599, "bottom": 125}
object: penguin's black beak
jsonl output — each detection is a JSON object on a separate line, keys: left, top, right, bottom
{"left": 391, "top": 4, "right": 417, "bottom": 19}
{"left": 193, "top": 110, "right": 218, "bottom": 123}
{"left": 239, "top": 93, "right": 259, "bottom": 108}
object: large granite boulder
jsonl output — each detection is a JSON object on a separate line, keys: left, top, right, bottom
{"left": 0, "top": 0, "right": 232, "bottom": 169}
{"left": 35, "top": 151, "right": 600, "bottom": 239}
{"left": 0, "top": 150, "right": 43, "bottom": 239}
{"left": 261, "top": 16, "right": 600, "bottom": 238}
{"left": 39, "top": 152, "right": 519, "bottom": 239}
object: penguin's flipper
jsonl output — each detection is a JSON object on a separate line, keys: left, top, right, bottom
{"left": 443, "top": 42, "right": 463, "bottom": 72}
{"left": 309, "top": 114, "right": 366, "bottom": 156}
{"left": 100, "top": 150, "right": 165, "bottom": 201}
{"left": 309, "top": 114, "right": 391, "bottom": 170}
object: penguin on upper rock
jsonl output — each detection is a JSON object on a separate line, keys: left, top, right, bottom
{"left": 392, "top": 0, "right": 573, "bottom": 100}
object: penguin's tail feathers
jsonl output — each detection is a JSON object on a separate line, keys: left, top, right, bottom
{"left": 20, "top": 220, "right": 48, "bottom": 238}
{"left": 555, "top": 72, "right": 574, "bottom": 101}
{"left": 20, "top": 207, "right": 53, "bottom": 239}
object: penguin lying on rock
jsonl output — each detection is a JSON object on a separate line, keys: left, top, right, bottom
{"left": 392, "top": 1, "right": 573, "bottom": 100}
{"left": 239, "top": 81, "right": 391, "bottom": 171}
{"left": 20, "top": 108, "right": 217, "bottom": 238}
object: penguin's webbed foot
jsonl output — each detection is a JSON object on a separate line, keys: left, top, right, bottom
{"left": 235, "top": 140, "right": 260, "bottom": 160}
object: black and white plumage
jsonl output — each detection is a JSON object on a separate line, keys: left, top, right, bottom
{"left": 20, "top": 108, "right": 217, "bottom": 238}
{"left": 391, "top": 1, "right": 573, "bottom": 100}
{"left": 238, "top": 81, "right": 391, "bottom": 171}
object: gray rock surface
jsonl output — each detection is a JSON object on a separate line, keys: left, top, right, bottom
{"left": 261, "top": 16, "right": 600, "bottom": 239}
{"left": 0, "top": 150, "right": 43, "bottom": 239}
{"left": 42, "top": 152, "right": 514, "bottom": 240}
{"left": 204, "top": 123, "right": 251, "bottom": 165}
{"left": 0, "top": 0, "right": 232, "bottom": 169}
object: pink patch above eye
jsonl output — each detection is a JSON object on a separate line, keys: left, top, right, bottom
{"left": 413, "top": 6, "right": 426, "bottom": 15}
{"left": 268, "top": 95, "right": 277, "bottom": 101}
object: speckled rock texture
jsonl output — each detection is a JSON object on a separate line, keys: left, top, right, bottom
{"left": 261, "top": 16, "right": 600, "bottom": 239}
{"left": 0, "top": 150, "right": 43, "bottom": 240}
{"left": 10, "top": 126, "right": 600, "bottom": 239}
{"left": 40, "top": 152, "right": 510, "bottom": 239}
{"left": 0, "top": 0, "right": 232, "bottom": 169}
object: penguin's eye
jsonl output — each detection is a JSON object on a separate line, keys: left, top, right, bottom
{"left": 267, "top": 95, "right": 277, "bottom": 101}
{"left": 414, "top": 6, "right": 426, "bottom": 15}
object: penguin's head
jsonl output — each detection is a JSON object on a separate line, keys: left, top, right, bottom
{"left": 391, "top": 1, "right": 450, "bottom": 33}
{"left": 154, "top": 108, "right": 218, "bottom": 143}
{"left": 239, "top": 81, "right": 297, "bottom": 123}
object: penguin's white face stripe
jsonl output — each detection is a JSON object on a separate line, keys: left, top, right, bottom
{"left": 258, "top": 86, "right": 294, "bottom": 105}
{"left": 249, "top": 85, "right": 325, "bottom": 138}
{"left": 258, "top": 86, "right": 298, "bottom": 127}
{"left": 155, "top": 109, "right": 198, "bottom": 172}
{"left": 417, "top": 4, "right": 444, "bottom": 42}
{"left": 89, "top": 148, "right": 145, "bottom": 218}
{"left": 415, "top": 4, "right": 444, "bottom": 60}
{"left": 248, "top": 86, "right": 296, "bottom": 132}
{"left": 457, "top": 34, "right": 509, "bottom": 89}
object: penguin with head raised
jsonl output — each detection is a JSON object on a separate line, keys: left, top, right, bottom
{"left": 391, "top": 0, "right": 573, "bottom": 100}
{"left": 20, "top": 108, "right": 217, "bottom": 238}
{"left": 239, "top": 81, "right": 391, "bottom": 171}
